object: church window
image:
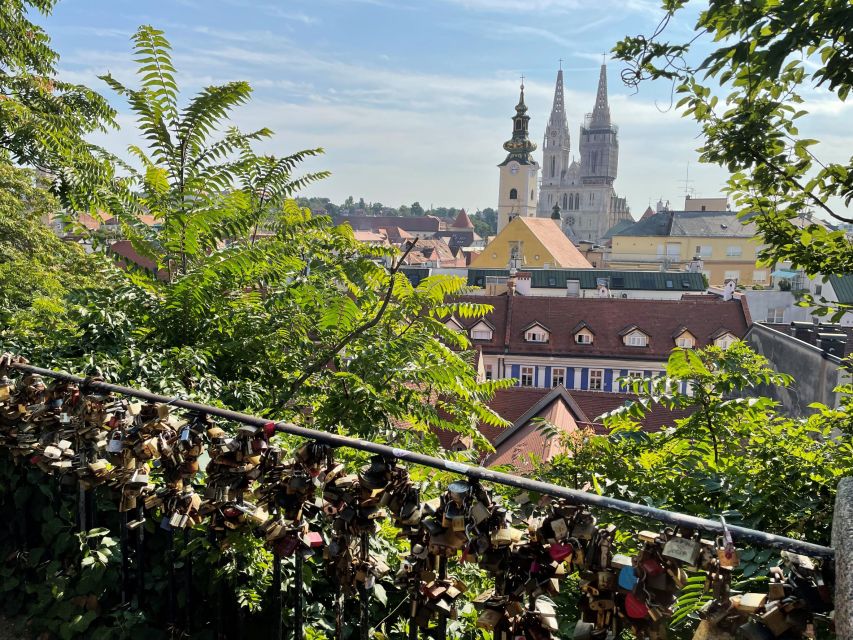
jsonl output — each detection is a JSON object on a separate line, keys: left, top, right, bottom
{"left": 589, "top": 193, "right": 594, "bottom": 203}
{"left": 574, "top": 193, "right": 579, "bottom": 209}
{"left": 515, "top": 119, "right": 522, "bottom": 131}
{"left": 531, "top": 190, "right": 534, "bottom": 200}
{"left": 509, "top": 188, "right": 518, "bottom": 200}
{"left": 563, "top": 194, "right": 568, "bottom": 209}
{"left": 550, "top": 156, "right": 555, "bottom": 177}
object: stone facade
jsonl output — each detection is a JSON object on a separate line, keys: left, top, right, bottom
{"left": 537, "top": 66, "right": 631, "bottom": 243}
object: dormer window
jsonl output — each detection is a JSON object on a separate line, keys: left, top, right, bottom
{"left": 713, "top": 331, "right": 737, "bottom": 350}
{"left": 444, "top": 317, "right": 464, "bottom": 332}
{"left": 673, "top": 328, "right": 696, "bottom": 349}
{"left": 470, "top": 320, "right": 494, "bottom": 341}
{"left": 572, "top": 321, "right": 594, "bottom": 345}
{"left": 620, "top": 326, "right": 650, "bottom": 348}
{"left": 523, "top": 322, "right": 550, "bottom": 343}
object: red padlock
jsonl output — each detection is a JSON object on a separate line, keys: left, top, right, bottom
{"left": 548, "top": 542, "right": 574, "bottom": 562}
{"left": 625, "top": 592, "right": 649, "bottom": 620}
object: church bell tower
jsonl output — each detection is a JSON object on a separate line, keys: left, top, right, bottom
{"left": 497, "top": 81, "right": 540, "bottom": 233}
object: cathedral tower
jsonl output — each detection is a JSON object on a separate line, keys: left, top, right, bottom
{"left": 541, "top": 68, "right": 571, "bottom": 188}
{"left": 579, "top": 64, "right": 619, "bottom": 185}
{"left": 497, "top": 82, "right": 539, "bottom": 233}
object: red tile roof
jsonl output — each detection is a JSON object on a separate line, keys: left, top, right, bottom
{"left": 335, "top": 215, "right": 442, "bottom": 233}
{"left": 109, "top": 240, "right": 169, "bottom": 280}
{"left": 450, "top": 209, "right": 474, "bottom": 229}
{"left": 458, "top": 295, "right": 751, "bottom": 361}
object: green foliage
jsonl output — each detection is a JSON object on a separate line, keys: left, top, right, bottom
{"left": 0, "top": 0, "right": 115, "bottom": 193}
{"left": 539, "top": 343, "right": 852, "bottom": 629}
{"left": 614, "top": 0, "right": 853, "bottom": 319}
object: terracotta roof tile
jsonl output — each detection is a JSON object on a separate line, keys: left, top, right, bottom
{"left": 457, "top": 295, "right": 750, "bottom": 360}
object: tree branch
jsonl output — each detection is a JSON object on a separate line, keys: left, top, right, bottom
{"left": 281, "top": 239, "right": 419, "bottom": 401}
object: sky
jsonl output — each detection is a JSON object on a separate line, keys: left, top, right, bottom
{"left": 34, "top": 0, "right": 852, "bottom": 218}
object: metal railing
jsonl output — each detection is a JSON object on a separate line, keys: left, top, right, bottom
{"left": 7, "top": 362, "right": 833, "bottom": 558}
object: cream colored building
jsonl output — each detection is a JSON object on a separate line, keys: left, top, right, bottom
{"left": 470, "top": 216, "right": 592, "bottom": 270}
{"left": 607, "top": 209, "right": 765, "bottom": 286}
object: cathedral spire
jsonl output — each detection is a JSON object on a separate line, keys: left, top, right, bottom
{"left": 590, "top": 63, "right": 611, "bottom": 127}
{"left": 500, "top": 80, "right": 537, "bottom": 165}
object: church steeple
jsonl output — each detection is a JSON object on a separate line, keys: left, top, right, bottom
{"left": 542, "top": 67, "right": 571, "bottom": 186}
{"left": 500, "top": 81, "right": 537, "bottom": 166}
{"left": 579, "top": 62, "right": 618, "bottom": 185}
{"left": 590, "top": 63, "right": 611, "bottom": 127}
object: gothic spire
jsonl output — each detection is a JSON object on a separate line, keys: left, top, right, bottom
{"left": 545, "top": 68, "right": 570, "bottom": 145}
{"left": 590, "top": 63, "right": 611, "bottom": 127}
{"left": 500, "top": 80, "right": 537, "bottom": 165}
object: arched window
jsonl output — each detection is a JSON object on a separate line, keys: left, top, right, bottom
{"left": 563, "top": 194, "right": 568, "bottom": 209}
{"left": 530, "top": 190, "right": 534, "bottom": 200}
{"left": 550, "top": 156, "right": 556, "bottom": 177}
{"left": 575, "top": 193, "right": 580, "bottom": 209}
{"left": 509, "top": 188, "right": 518, "bottom": 200}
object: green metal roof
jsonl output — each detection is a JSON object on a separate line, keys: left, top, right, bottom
{"left": 829, "top": 275, "right": 853, "bottom": 304}
{"left": 467, "top": 269, "right": 706, "bottom": 291}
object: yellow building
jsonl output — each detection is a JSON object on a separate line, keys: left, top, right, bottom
{"left": 607, "top": 209, "right": 765, "bottom": 286}
{"left": 470, "top": 216, "right": 593, "bottom": 270}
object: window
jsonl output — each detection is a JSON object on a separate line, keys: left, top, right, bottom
{"left": 714, "top": 333, "right": 736, "bottom": 350}
{"left": 484, "top": 364, "right": 493, "bottom": 380}
{"left": 589, "top": 369, "right": 603, "bottom": 391}
{"left": 624, "top": 330, "right": 649, "bottom": 347}
{"left": 509, "top": 188, "right": 518, "bottom": 200}
{"left": 666, "top": 243, "right": 681, "bottom": 258}
{"left": 624, "top": 370, "right": 643, "bottom": 390}
{"left": 575, "top": 331, "right": 593, "bottom": 344}
{"left": 551, "top": 368, "right": 566, "bottom": 388}
{"left": 726, "top": 245, "right": 742, "bottom": 257}
{"left": 675, "top": 333, "right": 695, "bottom": 349}
{"left": 563, "top": 194, "right": 568, "bottom": 209}
{"left": 815, "top": 284, "right": 823, "bottom": 296}
{"left": 525, "top": 329, "right": 548, "bottom": 343}
{"left": 530, "top": 190, "right": 534, "bottom": 200}
{"left": 724, "top": 270, "right": 740, "bottom": 281}
{"left": 766, "top": 307, "right": 785, "bottom": 323}
{"left": 753, "top": 270, "right": 767, "bottom": 283}
{"left": 695, "top": 245, "right": 712, "bottom": 257}
{"left": 470, "top": 321, "right": 493, "bottom": 341}
{"left": 520, "top": 366, "right": 534, "bottom": 387}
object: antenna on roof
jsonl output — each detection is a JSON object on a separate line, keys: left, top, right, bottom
{"left": 681, "top": 161, "right": 695, "bottom": 200}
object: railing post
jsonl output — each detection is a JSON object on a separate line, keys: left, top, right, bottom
{"left": 294, "top": 548, "right": 304, "bottom": 640}
{"left": 833, "top": 477, "right": 853, "bottom": 640}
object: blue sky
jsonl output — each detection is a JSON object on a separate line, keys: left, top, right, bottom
{"left": 35, "top": 0, "right": 851, "bottom": 217}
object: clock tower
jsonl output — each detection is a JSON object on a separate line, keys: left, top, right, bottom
{"left": 497, "top": 81, "right": 539, "bottom": 233}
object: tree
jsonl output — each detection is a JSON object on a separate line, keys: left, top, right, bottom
{"left": 471, "top": 207, "right": 497, "bottom": 238}
{"left": 370, "top": 201, "right": 383, "bottom": 215}
{"left": 411, "top": 201, "right": 425, "bottom": 216}
{"left": 0, "top": 163, "right": 108, "bottom": 356}
{"left": 0, "top": 0, "right": 115, "bottom": 202}
{"left": 614, "top": 0, "right": 853, "bottom": 317}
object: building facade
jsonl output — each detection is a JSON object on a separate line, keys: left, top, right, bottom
{"left": 451, "top": 294, "right": 751, "bottom": 395}
{"left": 537, "top": 66, "right": 631, "bottom": 243}
{"left": 607, "top": 209, "right": 764, "bottom": 285}
{"left": 469, "top": 216, "right": 592, "bottom": 270}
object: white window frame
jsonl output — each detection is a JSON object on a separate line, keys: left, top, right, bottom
{"left": 766, "top": 308, "right": 785, "bottom": 323}
{"left": 575, "top": 331, "right": 593, "bottom": 344}
{"left": 726, "top": 245, "right": 743, "bottom": 257}
{"left": 724, "top": 270, "right": 740, "bottom": 281}
{"left": 470, "top": 322, "right": 493, "bottom": 341}
{"left": 520, "top": 366, "right": 534, "bottom": 387}
{"left": 588, "top": 369, "right": 604, "bottom": 391}
{"left": 714, "top": 333, "right": 736, "bottom": 350}
{"left": 675, "top": 334, "right": 695, "bottom": 349}
{"left": 484, "top": 364, "right": 493, "bottom": 380}
{"left": 525, "top": 328, "right": 549, "bottom": 343}
{"left": 695, "top": 245, "right": 712, "bottom": 257}
{"left": 551, "top": 368, "right": 566, "bottom": 388}
{"left": 753, "top": 270, "right": 767, "bottom": 283}
{"left": 624, "top": 331, "right": 649, "bottom": 347}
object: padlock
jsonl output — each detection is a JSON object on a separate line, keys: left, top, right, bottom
{"left": 733, "top": 593, "right": 767, "bottom": 614}
{"left": 107, "top": 431, "right": 124, "bottom": 453}
{"left": 476, "top": 608, "right": 504, "bottom": 630}
{"left": 662, "top": 536, "right": 700, "bottom": 565}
